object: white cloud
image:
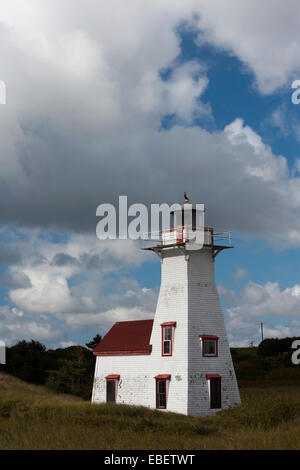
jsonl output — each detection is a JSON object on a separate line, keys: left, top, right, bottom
{"left": 225, "top": 118, "right": 288, "bottom": 182}
{"left": 268, "top": 105, "right": 290, "bottom": 136}
{"left": 137, "top": 60, "right": 210, "bottom": 123}
{"left": 0, "top": 304, "right": 63, "bottom": 345}
{"left": 65, "top": 307, "right": 154, "bottom": 331}
{"left": 0, "top": 1, "right": 299, "bottom": 243}
{"left": 195, "top": 0, "right": 300, "bottom": 93}
{"left": 159, "top": 61, "right": 210, "bottom": 123}
{"left": 6, "top": 232, "right": 149, "bottom": 316}
{"left": 10, "top": 271, "right": 73, "bottom": 315}
{"left": 0, "top": 1, "right": 300, "bottom": 347}
{"left": 225, "top": 281, "right": 300, "bottom": 319}
{"left": 233, "top": 267, "right": 248, "bottom": 281}
{"left": 3, "top": 228, "right": 300, "bottom": 348}
{"left": 0, "top": 230, "right": 157, "bottom": 345}
{"left": 220, "top": 280, "right": 300, "bottom": 345}
{"left": 59, "top": 340, "right": 78, "bottom": 348}
{"left": 264, "top": 104, "right": 300, "bottom": 144}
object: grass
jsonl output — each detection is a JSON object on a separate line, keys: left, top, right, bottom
{"left": 0, "top": 372, "right": 300, "bottom": 449}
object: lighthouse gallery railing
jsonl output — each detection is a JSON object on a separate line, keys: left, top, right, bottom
{"left": 142, "top": 227, "right": 232, "bottom": 248}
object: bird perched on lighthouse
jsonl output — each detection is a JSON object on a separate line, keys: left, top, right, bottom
{"left": 184, "top": 192, "right": 190, "bottom": 203}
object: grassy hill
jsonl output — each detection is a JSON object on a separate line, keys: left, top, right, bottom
{"left": 1, "top": 373, "right": 300, "bottom": 449}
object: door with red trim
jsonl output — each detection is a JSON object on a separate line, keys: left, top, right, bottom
{"left": 106, "top": 379, "right": 116, "bottom": 402}
{"left": 210, "top": 377, "right": 221, "bottom": 409}
{"left": 156, "top": 379, "right": 167, "bottom": 409}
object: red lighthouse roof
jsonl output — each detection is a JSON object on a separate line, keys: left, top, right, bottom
{"left": 93, "top": 319, "right": 154, "bottom": 356}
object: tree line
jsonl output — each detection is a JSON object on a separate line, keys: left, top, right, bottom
{"left": 0, "top": 335, "right": 299, "bottom": 398}
{"left": 0, "top": 334, "right": 101, "bottom": 400}
{"left": 257, "top": 336, "right": 300, "bottom": 358}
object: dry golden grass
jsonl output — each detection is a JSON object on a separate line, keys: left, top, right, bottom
{"left": 0, "top": 373, "right": 300, "bottom": 449}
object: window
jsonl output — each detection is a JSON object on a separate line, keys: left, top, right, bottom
{"left": 161, "top": 322, "right": 176, "bottom": 356}
{"left": 163, "top": 327, "right": 171, "bottom": 355}
{"left": 206, "top": 374, "right": 221, "bottom": 409}
{"left": 199, "top": 335, "right": 219, "bottom": 357}
{"left": 155, "top": 374, "right": 171, "bottom": 409}
{"left": 204, "top": 340, "right": 216, "bottom": 356}
{"left": 105, "top": 374, "right": 120, "bottom": 402}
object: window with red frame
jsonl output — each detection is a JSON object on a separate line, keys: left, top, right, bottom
{"left": 199, "top": 335, "right": 219, "bottom": 357}
{"left": 161, "top": 322, "right": 176, "bottom": 356}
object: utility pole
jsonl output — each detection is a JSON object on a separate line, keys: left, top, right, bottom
{"left": 261, "top": 322, "right": 264, "bottom": 342}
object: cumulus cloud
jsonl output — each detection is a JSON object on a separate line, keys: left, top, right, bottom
{"left": 65, "top": 307, "right": 154, "bottom": 331}
{"left": 195, "top": 0, "right": 300, "bottom": 93}
{"left": 0, "top": 271, "right": 31, "bottom": 289}
{"left": 6, "top": 232, "right": 149, "bottom": 314}
{"left": 0, "top": 304, "right": 64, "bottom": 346}
{"left": 0, "top": 230, "right": 157, "bottom": 345}
{"left": 0, "top": 244, "right": 22, "bottom": 265}
{"left": 220, "top": 281, "right": 300, "bottom": 346}
{"left": 2, "top": 113, "right": 300, "bottom": 245}
{"left": 224, "top": 280, "right": 300, "bottom": 319}
{"left": 1, "top": 1, "right": 300, "bottom": 347}
{"left": 146, "top": 60, "right": 211, "bottom": 123}
{"left": 0, "top": 1, "right": 298, "bottom": 245}
{"left": 2, "top": 228, "right": 300, "bottom": 348}
{"left": 263, "top": 104, "right": 300, "bottom": 144}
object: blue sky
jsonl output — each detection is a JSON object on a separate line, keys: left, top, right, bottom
{"left": 1, "top": 1, "right": 300, "bottom": 348}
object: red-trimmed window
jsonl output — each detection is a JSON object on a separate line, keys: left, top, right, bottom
{"left": 161, "top": 322, "right": 176, "bottom": 356}
{"left": 105, "top": 374, "right": 120, "bottom": 403}
{"left": 199, "top": 335, "right": 219, "bottom": 357}
{"left": 206, "top": 374, "right": 222, "bottom": 409}
{"left": 155, "top": 374, "right": 171, "bottom": 409}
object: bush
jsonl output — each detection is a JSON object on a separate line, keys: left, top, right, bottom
{"left": 258, "top": 337, "right": 300, "bottom": 358}
{"left": 1, "top": 341, "right": 95, "bottom": 400}
{"left": 234, "top": 359, "right": 268, "bottom": 381}
{"left": 258, "top": 338, "right": 280, "bottom": 357}
{"left": 45, "top": 346, "right": 95, "bottom": 399}
{"left": 4, "top": 341, "right": 50, "bottom": 384}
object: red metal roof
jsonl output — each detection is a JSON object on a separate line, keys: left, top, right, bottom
{"left": 93, "top": 319, "right": 154, "bottom": 356}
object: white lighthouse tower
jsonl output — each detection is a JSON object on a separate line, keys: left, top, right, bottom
{"left": 92, "top": 198, "right": 241, "bottom": 416}
{"left": 144, "top": 200, "right": 241, "bottom": 415}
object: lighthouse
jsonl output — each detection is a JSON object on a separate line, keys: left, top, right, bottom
{"left": 92, "top": 199, "right": 241, "bottom": 416}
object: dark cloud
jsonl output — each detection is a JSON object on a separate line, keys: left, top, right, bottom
{"left": 0, "top": 272, "right": 31, "bottom": 289}
{"left": 0, "top": 2, "right": 298, "bottom": 245}
{"left": 51, "top": 253, "right": 80, "bottom": 267}
{"left": 0, "top": 244, "right": 22, "bottom": 265}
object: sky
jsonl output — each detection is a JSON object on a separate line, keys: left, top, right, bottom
{"left": 1, "top": 1, "right": 300, "bottom": 348}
